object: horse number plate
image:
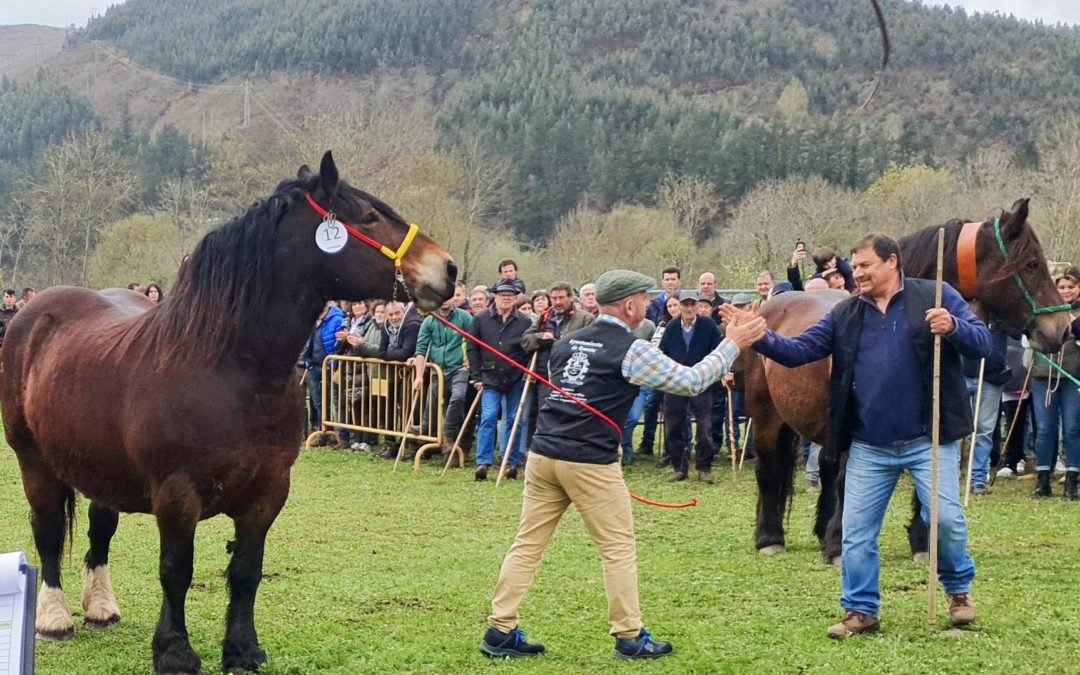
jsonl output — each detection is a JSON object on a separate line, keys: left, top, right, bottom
{"left": 316, "top": 218, "right": 347, "bottom": 254}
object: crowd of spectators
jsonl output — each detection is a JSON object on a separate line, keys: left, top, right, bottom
{"left": 5, "top": 242, "right": 1074, "bottom": 497}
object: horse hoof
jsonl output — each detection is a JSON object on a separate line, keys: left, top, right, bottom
{"left": 913, "top": 552, "right": 930, "bottom": 564}
{"left": 36, "top": 627, "right": 74, "bottom": 642}
{"left": 758, "top": 544, "right": 785, "bottom": 556}
{"left": 828, "top": 556, "right": 842, "bottom": 567}
{"left": 85, "top": 616, "right": 120, "bottom": 629}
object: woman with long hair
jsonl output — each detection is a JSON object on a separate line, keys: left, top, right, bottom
{"left": 1029, "top": 267, "right": 1080, "bottom": 499}
{"left": 144, "top": 283, "right": 164, "bottom": 304}
{"left": 635, "top": 294, "right": 685, "bottom": 460}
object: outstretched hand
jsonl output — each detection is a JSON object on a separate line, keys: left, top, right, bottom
{"left": 721, "top": 304, "right": 767, "bottom": 349}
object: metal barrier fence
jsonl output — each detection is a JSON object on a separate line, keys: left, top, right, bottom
{"left": 307, "top": 355, "right": 447, "bottom": 470}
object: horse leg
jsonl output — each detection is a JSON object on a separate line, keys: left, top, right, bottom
{"left": 83, "top": 501, "right": 121, "bottom": 628}
{"left": 151, "top": 476, "right": 203, "bottom": 675}
{"left": 19, "top": 457, "right": 76, "bottom": 640}
{"left": 907, "top": 492, "right": 930, "bottom": 563}
{"left": 821, "top": 453, "right": 847, "bottom": 566}
{"left": 814, "top": 451, "right": 840, "bottom": 562}
{"left": 754, "top": 420, "right": 797, "bottom": 555}
{"left": 222, "top": 474, "right": 289, "bottom": 673}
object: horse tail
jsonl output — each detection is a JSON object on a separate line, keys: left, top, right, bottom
{"left": 63, "top": 486, "right": 77, "bottom": 560}
{"left": 777, "top": 424, "right": 799, "bottom": 529}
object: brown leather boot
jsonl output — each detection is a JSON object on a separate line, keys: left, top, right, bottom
{"left": 948, "top": 593, "right": 975, "bottom": 626}
{"left": 669, "top": 471, "right": 687, "bottom": 482}
{"left": 826, "top": 611, "right": 879, "bottom": 639}
{"left": 697, "top": 470, "right": 714, "bottom": 484}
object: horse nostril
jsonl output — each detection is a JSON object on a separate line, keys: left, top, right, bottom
{"left": 446, "top": 260, "right": 459, "bottom": 283}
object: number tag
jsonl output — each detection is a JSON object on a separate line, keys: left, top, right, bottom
{"left": 316, "top": 217, "right": 347, "bottom": 254}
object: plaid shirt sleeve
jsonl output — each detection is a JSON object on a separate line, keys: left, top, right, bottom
{"left": 621, "top": 338, "right": 741, "bottom": 396}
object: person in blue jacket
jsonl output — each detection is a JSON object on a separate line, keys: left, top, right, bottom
{"left": 723, "top": 234, "right": 991, "bottom": 639}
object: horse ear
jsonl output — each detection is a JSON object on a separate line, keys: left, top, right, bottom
{"left": 297, "top": 164, "right": 312, "bottom": 180}
{"left": 1002, "top": 197, "right": 1030, "bottom": 240}
{"left": 319, "top": 150, "right": 339, "bottom": 198}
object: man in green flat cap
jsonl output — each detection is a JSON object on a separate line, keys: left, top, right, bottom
{"left": 480, "top": 270, "right": 767, "bottom": 661}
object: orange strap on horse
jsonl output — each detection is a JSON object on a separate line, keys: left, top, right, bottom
{"left": 432, "top": 314, "right": 698, "bottom": 509}
{"left": 956, "top": 221, "right": 980, "bottom": 300}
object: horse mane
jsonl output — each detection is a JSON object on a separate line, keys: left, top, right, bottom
{"left": 144, "top": 184, "right": 303, "bottom": 365}
{"left": 897, "top": 219, "right": 966, "bottom": 278}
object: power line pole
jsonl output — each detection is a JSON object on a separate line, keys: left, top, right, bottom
{"left": 244, "top": 78, "right": 251, "bottom": 128}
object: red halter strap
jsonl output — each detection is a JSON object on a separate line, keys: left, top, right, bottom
{"left": 432, "top": 313, "right": 698, "bottom": 509}
{"left": 304, "top": 193, "right": 419, "bottom": 269}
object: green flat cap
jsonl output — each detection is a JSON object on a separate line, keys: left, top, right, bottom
{"left": 595, "top": 270, "right": 655, "bottom": 305}
{"left": 732, "top": 292, "right": 754, "bottom": 306}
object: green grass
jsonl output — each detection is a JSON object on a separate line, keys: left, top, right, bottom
{"left": 2, "top": 440, "right": 1079, "bottom": 674}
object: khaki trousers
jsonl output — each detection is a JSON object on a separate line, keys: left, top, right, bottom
{"left": 488, "top": 451, "right": 642, "bottom": 638}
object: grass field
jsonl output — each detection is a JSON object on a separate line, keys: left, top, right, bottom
{"left": 2, "top": 439, "right": 1080, "bottom": 674}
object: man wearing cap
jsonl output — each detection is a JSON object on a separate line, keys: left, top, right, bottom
{"left": 658, "top": 289, "right": 722, "bottom": 482}
{"left": 469, "top": 278, "right": 531, "bottom": 480}
{"left": 480, "top": 270, "right": 766, "bottom": 661}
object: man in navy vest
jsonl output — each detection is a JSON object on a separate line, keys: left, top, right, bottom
{"left": 480, "top": 270, "right": 766, "bottom": 661}
{"left": 724, "top": 234, "right": 991, "bottom": 639}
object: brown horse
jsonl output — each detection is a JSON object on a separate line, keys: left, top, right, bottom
{"left": 0, "top": 151, "right": 456, "bottom": 674}
{"left": 748, "top": 198, "right": 1072, "bottom": 562}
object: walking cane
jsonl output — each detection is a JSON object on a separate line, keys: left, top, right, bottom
{"left": 963, "top": 358, "right": 986, "bottom": 507}
{"left": 393, "top": 389, "right": 422, "bottom": 472}
{"left": 929, "top": 226, "right": 945, "bottom": 625}
{"left": 989, "top": 363, "right": 1033, "bottom": 487}
{"left": 725, "top": 382, "right": 738, "bottom": 481}
{"left": 738, "top": 418, "right": 753, "bottom": 471}
{"left": 496, "top": 352, "right": 539, "bottom": 487}
{"left": 441, "top": 389, "right": 483, "bottom": 477}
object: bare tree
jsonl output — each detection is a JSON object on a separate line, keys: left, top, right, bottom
{"left": 16, "top": 131, "right": 138, "bottom": 286}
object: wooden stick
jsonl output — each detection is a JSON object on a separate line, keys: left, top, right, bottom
{"left": 441, "top": 388, "right": 483, "bottom": 477}
{"left": 738, "top": 418, "right": 753, "bottom": 471}
{"left": 496, "top": 353, "right": 539, "bottom": 487}
{"left": 725, "top": 382, "right": 738, "bottom": 481}
{"left": 929, "top": 226, "right": 945, "bottom": 625}
{"left": 393, "top": 390, "right": 421, "bottom": 472}
{"left": 963, "top": 358, "right": 986, "bottom": 507}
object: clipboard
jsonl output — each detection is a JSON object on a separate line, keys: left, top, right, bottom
{"left": 0, "top": 552, "right": 37, "bottom": 675}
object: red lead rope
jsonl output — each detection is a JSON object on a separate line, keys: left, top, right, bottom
{"left": 432, "top": 313, "right": 698, "bottom": 509}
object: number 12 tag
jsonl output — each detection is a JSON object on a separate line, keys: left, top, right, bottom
{"left": 316, "top": 217, "right": 347, "bottom": 254}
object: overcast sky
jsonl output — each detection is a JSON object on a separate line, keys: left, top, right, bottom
{"left": 1, "top": 0, "right": 1078, "bottom": 29}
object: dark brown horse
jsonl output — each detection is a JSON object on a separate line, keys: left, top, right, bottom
{"left": 748, "top": 198, "right": 1072, "bottom": 562}
{"left": 0, "top": 151, "right": 456, "bottom": 674}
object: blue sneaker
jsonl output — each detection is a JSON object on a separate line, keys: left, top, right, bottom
{"left": 480, "top": 627, "right": 546, "bottom": 658}
{"left": 613, "top": 627, "right": 673, "bottom": 660}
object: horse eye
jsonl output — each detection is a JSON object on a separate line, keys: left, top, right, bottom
{"left": 357, "top": 210, "right": 379, "bottom": 226}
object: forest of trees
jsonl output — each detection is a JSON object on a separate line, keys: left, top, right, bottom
{"left": 1, "top": 0, "right": 1079, "bottom": 288}
{"left": 72, "top": 0, "right": 1080, "bottom": 239}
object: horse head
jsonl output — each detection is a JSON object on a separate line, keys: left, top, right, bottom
{"left": 289, "top": 151, "right": 457, "bottom": 310}
{"left": 975, "top": 198, "right": 1070, "bottom": 353}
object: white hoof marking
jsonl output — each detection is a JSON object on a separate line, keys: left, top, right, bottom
{"left": 36, "top": 584, "right": 74, "bottom": 639}
{"left": 82, "top": 564, "right": 121, "bottom": 625}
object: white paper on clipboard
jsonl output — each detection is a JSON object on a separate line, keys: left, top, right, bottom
{"left": 0, "top": 551, "right": 28, "bottom": 675}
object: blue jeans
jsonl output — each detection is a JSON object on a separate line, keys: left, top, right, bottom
{"left": 307, "top": 367, "right": 324, "bottom": 426}
{"left": 621, "top": 387, "right": 650, "bottom": 461}
{"left": 842, "top": 437, "right": 975, "bottom": 617}
{"left": 477, "top": 381, "right": 527, "bottom": 468}
{"left": 965, "top": 377, "right": 1004, "bottom": 488}
{"left": 806, "top": 443, "right": 821, "bottom": 483}
{"left": 1030, "top": 378, "right": 1080, "bottom": 472}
